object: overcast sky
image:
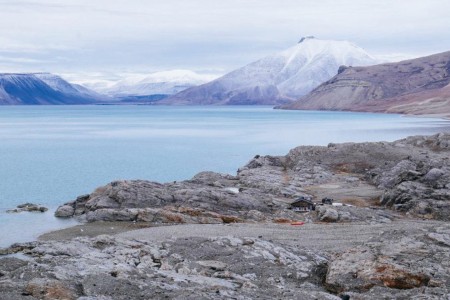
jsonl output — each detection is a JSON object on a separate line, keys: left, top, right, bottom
{"left": 1, "top": 0, "right": 450, "bottom": 82}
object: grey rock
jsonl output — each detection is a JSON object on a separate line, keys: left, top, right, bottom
{"left": 3, "top": 222, "right": 449, "bottom": 299}
{"left": 197, "top": 260, "right": 227, "bottom": 271}
{"left": 423, "top": 168, "right": 447, "bottom": 188}
{"left": 54, "top": 205, "right": 75, "bottom": 217}
{"left": 318, "top": 207, "right": 339, "bottom": 222}
{"left": 6, "top": 203, "right": 48, "bottom": 213}
{"left": 378, "top": 160, "right": 419, "bottom": 189}
{"left": 325, "top": 225, "right": 450, "bottom": 296}
{"left": 0, "top": 235, "right": 334, "bottom": 299}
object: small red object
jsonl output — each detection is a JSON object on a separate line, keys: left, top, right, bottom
{"left": 290, "top": 221, "right": 304, "bottom": 226}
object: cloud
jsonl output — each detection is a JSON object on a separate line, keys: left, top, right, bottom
{"left": 0, "top": 55, "right": 51, "bottom": 64}
{"left": 373, "top": 53, "right": 426, "bottom": 63}
{"left": 0, "top": 0, "right": 449, "bottom": 79}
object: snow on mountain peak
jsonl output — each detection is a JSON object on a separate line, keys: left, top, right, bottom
{"left": 164, "top": 37, "right": 379, "bottom": 105}
{"left": 139, "top": 70, "right": 217, "bottom": 84}
{"left": 218, "top": 37, "right": 379, "bottom": 98}
{"left": 102, "top": 70, "right": 220, "bottom": 97}
{"left": 0, "top": 72, "right": 103, "bottom": 104}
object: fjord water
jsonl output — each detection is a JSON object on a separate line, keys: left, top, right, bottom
{"left": 1, "top": 106, "right": 449, "bottom": 247}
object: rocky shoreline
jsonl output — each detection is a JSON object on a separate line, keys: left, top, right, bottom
{"left": 1, "top": 133, "right": 449, "bottom": 299}
{"left": 56, "top": 132, "right": 450, "bottom": 223}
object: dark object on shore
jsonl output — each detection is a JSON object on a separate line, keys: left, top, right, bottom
{"left": 322, "top": 197, "right": 334, "bottom": 205}
{"left": 6, "top": 203, "right": 48, "bottom": 213}
{"left": 289, "top": 197, "right": 315, "bottom": 212}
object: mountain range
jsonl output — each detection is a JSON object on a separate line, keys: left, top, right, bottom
{"left": 0, "top": 73, "right": 105, "bottom": 105}
{"left": 281, "top": 50, "right": 450, "bottom": 117}
{"left": 99, "top": 70, "right": 218, "bottom": 100}
{"left": 2, "top": 39, "right": 450, "bottom": 118}
{"left": 160, "top": 37, "right": 378, "bottom": 105}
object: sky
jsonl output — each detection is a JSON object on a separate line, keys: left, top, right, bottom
{"left": 1, "top": 0, "right": 450, "bottom": 83}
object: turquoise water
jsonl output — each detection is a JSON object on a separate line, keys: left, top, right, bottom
{"left": 0, "top": 106, "right": 449, "bottom": 247}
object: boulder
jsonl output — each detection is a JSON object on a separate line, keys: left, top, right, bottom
{"left": 54, "top": 205, "right": 75, "bottom": 218}
{"left": 318, "top": 207, "right": 339, "bottom": 222}
{"left": 325, "top": 226, "right": 450, "bottom": 295}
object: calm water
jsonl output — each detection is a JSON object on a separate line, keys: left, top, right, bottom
{"left": 1, "top": 106, "right": 449, "bottom": 247}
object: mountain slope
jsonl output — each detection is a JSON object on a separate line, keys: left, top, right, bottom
{"left": 281, "top": 51, "right": 450, "bottom": 117}
{"left": 34, "top": 73, "right": 106, "bottom": 100}
{"left": 0, "top": 73, "right": 104, "bottom": 105}
{"left": 103, "top": 70, "right": 218, "bottom": 98}
{"left": 161, "top": 37, "right": 378, "bottom": 105}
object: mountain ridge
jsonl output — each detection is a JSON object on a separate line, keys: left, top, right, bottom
{"left": 280, "top": 50, "right": 450, "bottom": 118}
{"left": 160, "top": 37, "right": 378, "bottom": 105}
{"left": 98, "top": 70, "right": 218, "bottom": 98}
{"left": 0, "top": 73, "right": 105, "bottom": 105}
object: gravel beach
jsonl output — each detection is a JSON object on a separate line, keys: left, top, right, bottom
{"left": 41, "top": 218, "right": 445, "bottom": 252}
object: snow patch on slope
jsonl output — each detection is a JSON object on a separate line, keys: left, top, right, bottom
{"left": 218, "top": 37, "right": 379, "bottom": 98}
{"left": 102, "top": 70, "right": 220, "bottom": 97}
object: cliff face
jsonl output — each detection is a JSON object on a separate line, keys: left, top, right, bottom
{"left": 282, "top": 51, "right": 450, "bottom": 117}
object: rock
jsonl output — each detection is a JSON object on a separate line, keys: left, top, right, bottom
{"left": 54, "top": 205, "right": 75, "bottom": 217}
{"left": 197, "top": 260, "right": 227, "bottom": 271}
{"left": 2, "top": 222, "right": 450, "bottom": 299}
{"left": 0, "top": 235, "right": 333, "bottom": 299}
{"left": 423, "top": 168, "right": 446, "bottom": 187}
{"left": 6, "top": 203, "right": 48, "bottom": 213}
{"left": 427, "top": 232, "right": 450, "bottom": 247}
{"left": 318, "top": 207, "right": 339, "bottom": 222}
{"left": 378, "top": 160, "right": 419, "bottom": 189}
{"left": 25, "top": 278, "right": 80, "bottom": 300}
{"left": 325, "top": 226, "right": 450, "bottom": 296}
{"left": 0, "top": 257, "right": 29, "bottom": 272}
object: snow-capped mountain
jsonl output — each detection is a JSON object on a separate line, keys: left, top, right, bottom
{"left": 0, "top": 73, "right": 105, "bottom": 105}
{"left": 162, "top": 37, "right": 379, "bottom": 105}
{"left": 34, "top": 73, "right": 105, "bottom": 100}
{"left": 102, "top": 70, "right": 219, "bottom": 97}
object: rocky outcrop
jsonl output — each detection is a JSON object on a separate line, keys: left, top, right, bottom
{"left": 55, "top": 172, "right": 303, "bottom": 224}
{"left": 326, "top": 224, "right": 450, "bottom": 298}
{"left": 6, "top": 203, "right": 48, "bottom": 213}
{"left": 286, "top": 133, "right": 450, "bottom": 220}
{"left": 281, "top": 51, "right": 450, "bottom": 118}
{"left": 56, "top": 133, "right": 450, "bottom": 223}
{"left": 240, "top": 133, "right": 450, "bottom": 221}
{"left": 0, "top": 235, "right": 333, "bottom": 299}
{"left": 0, "top": 221, "right": 448, "bottom": 299}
